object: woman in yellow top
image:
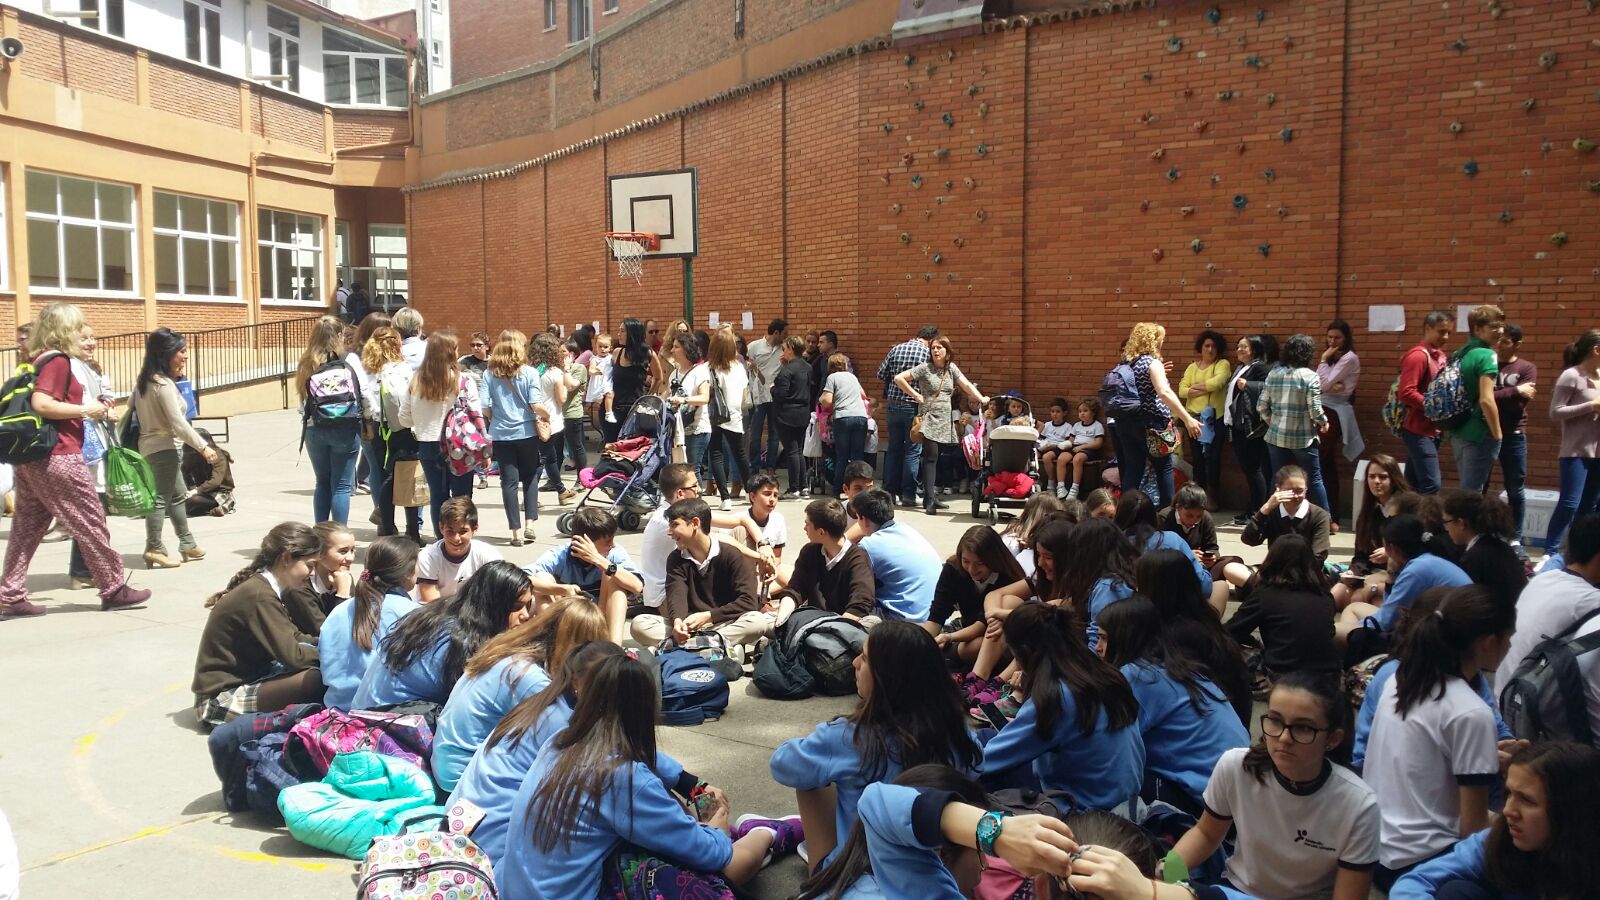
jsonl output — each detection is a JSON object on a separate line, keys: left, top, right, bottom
{"left": 1178, "top": 330, "right": 1233, "bottom": 505}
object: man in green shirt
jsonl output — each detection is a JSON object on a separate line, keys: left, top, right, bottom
{"left": 1448, "top": 304, "right": 1505, "bottom": 491}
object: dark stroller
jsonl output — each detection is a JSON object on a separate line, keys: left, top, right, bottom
{"left": 557, "top": 395, "right": 672, "bottom": 533}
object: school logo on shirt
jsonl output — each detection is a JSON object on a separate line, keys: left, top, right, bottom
{"left": 1291, "top": 829, "right": 1336, "bottom": 852}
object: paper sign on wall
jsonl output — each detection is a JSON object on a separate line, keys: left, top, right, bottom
{"left": 1456, "top": 305, "right": 1473, "bottom": 333}
{"left": 592, "top": 321, "right": 602, "bottom": 333}
{"left": 708, "top": 312, "right": 721, "bottom": 328}
{"left": 742, "top": 312, "right": 754, "bottom": 330}
{"left": 1367, "top": 305, "right": 1406, "bottom": 333}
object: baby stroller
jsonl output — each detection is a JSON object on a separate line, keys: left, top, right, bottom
{"left": 557, "top": 395, "right": 671, "bottom": 533}
{"left": 969, "top": 400, "right": 1040, "bottom": 523}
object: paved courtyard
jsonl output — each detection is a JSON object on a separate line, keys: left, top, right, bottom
{"left": 0, "top": 407, "right": 1324, "bottom": 898}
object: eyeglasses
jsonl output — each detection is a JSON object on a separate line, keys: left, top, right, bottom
{"left": 1260, "top": 714, "right": 1329, "bottom": 744}
{"left": 1441, "top": 516, "right": 1462, "bottom": 527}
{"left": 684, "top": 483, "right": 702, "bottom": 495}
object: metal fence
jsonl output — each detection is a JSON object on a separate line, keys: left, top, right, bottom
{"left": 0, "top": 315, "right": 323, "bottom": 412}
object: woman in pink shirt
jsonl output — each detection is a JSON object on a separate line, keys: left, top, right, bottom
{"left": 1544, "top": 329, "right": 1600, "bottom": 553}
{"left": 1316, "top": 319, "right": 1361, "bottom": 531}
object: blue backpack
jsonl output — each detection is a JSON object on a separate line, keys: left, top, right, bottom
{"left": 1099, "top": 361, "right": 1143, "bottom": 419}
{"left": 1421, "top": 355, "right": 1473, "bottom": 431}
{"left": 657, "top": 649, "right": 730, "bottom": 726}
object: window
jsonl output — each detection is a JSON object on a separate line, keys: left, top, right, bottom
{"left": 323, "top": 29, "right": 407, "bottom": 107}
{"left": 429, "top": 40, "right": 442, "bottom": 68}
{"left": 185, "top": 0, "right": 222, "bottom": 67}
{"left": 25, "top": 171, "right": 135, "bottom": 294}
{"left": 75, "top": 0, "right": 125, "bottom": 37}
{"left": 267, "top": 7, "right": 301, "bottom": 94}
{"left": 369, "top": 224, "right": 408, "bottom": 297}
{"left": 567, "top": 0, "right": 590, "bottom": 42}
{"left": 428, "top": 0, "right": 440, "bottom": 10}
{"left": 604, "top": 0, "right": 617, "bottom": 13}
{"left": 154, "top": 192, "right": 238, "bottom": 301}
{"left": 257, "top": 208, "right": 322, "bottom": 304}
{"left": 0, "top": 169, "right": 9, "bottom": 291}
{"left": 544, "top": 0, "right": 556, "bottom": 30}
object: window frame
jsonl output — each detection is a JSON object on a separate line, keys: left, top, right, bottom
{"left": 74, "top": 0, "right": 126, "bottom": 38}
{"left": 566, "top": 0, "right": 590, "bottom": 43}
{"left": 153, "top": 190, "right": 241, "bottom": 304}
{"left": 603, "top": 0, "right": 618, "bottom": 15}
{"left": 0, "top": 168, "right": 9, "bottom": 293}
{"left": 543, "top": 0, "right": 557, "bottom": 31}
{"left": 367, "top": 223, "right": 408, "bottom": 298}
{"left": 257, "top": 207, "right": 324, "bottom": 308}
{"left": 266, "top": 6, "right": 302, "bottom": 95}
{"left": 321, "top": 27, "right": 408, "bottom": 108}
{"left": 23, "top": 170, "right": 138, "bottom": 298}
{"left": 184, "top": 0, "right": 223, "bottom": 68}
{"left": 429, "top": 40, "right": 442, "bottom": 68}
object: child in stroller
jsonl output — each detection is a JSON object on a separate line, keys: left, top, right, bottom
{"left": 557, "top": 394, "right": 672, "bottom": 534}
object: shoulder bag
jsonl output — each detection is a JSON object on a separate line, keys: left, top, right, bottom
{"left": 510, "top": 372, "right": 552, "bottom": 442}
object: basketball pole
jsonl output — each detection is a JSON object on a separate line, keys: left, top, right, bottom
{"left": 682, "top": 257, "right": 695, "bottom": 324}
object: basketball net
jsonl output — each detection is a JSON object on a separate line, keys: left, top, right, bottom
{"left": 605, "top": 235, "right": 648, "bottom": 283}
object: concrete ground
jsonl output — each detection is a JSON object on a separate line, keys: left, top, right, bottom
{"left": 0, "top": 408, "right": 1337, "bottom": 898}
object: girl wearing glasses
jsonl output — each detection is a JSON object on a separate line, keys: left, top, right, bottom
{"left": 1173, "top": 671, "right": 1379, "bottom": 900}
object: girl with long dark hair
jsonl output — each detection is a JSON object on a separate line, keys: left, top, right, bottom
{"left": 352, "top": 559, "right": 531, "bottom": 707}
{"left": 135, "top": 326, "right": 220, "bottom": 568}
{"left": 1225, "top": 333, "right": 1279, "bottom": 524}
{"left": 1227, "top": 534, "right": 1341, "bottom": 676}
{"left": 276, "top": 520, "right": 353, "bottom": 634}
{"left": 1116, "top": 490, "right": 1215, "bottom": 597}
{"left": 772, "top": 621, "right": 980, "bottom": 870}
{"left": 968, "top": 517, "right": 1083, "bottom": 693}
{"left": 606, "top": 317, "right": 662, "bottom": 442}
{"left": 930, "top": 526, "right": 1028, "bottom": 665}
{"left": 318, "top": 534, "right": 419, "bottom": 709}
{"left": 499, "top": 654, "right": 781, "bottom": 898}
{"left": 1174, "top": 672, "right": 1379, "bottom": 900}
{"left": 1539, "top": 329, "right": 1600, "bottom": 554}
{"left": 979, "top": 603, "right": 1144, "bottom": 811}
{"left": 1134, "top": 548, "right": 1252, "bottom": 724}
{"left": 1337, "top": 514, "right": 1472, "bottom": 646}
{"left": 1333, "top": 453, "right": 1413, "bottom": 607}
{"left": 294, "top": 315, "right": 362, "bottom": 525}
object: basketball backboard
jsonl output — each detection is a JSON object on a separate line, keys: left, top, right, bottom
{"left": 607, "top": 168, "right": 698, "bottom": 258}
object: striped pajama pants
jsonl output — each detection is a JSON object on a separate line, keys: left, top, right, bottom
{"left": 1, "top": 453, "right": 128, "bottom": 606}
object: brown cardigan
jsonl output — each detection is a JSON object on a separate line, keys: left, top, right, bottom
{"left": 663, "top": 539, "right": 761, "bottom": 624}
{"left": 192, "top": 574, "right": 319, "bottom": 698}
{"left": 777, "top": 542, "right": 876, "bottom": 619}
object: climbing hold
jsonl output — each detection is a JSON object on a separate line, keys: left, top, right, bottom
{"left": 1152, "top": 248, "right": 1165, "bottom": 261}
{"left": 1206, "top": 263, "right": 1218, "bottom": 273}
{"left": 1281, "top": 127, "right": 1294, "bottom": 142}
{"left": 1205, "top": 6, "right": 1221, "bottom": 24}
{"left": 1263, "top": 168, "right": 1276, "bottom": 182}
{"left": 1150, "top": 148, "right": 1166, "bottom": 161}
{"left": 934, "top": 147, "right": 950, "bottom": 160}
{"left": 1194, "top": 120, "right": 1210, "bottom": 133}
{"left": 932, "top": 253, "right": 943, "bottom": 264}
{"left": 904, "top": 81, "right": 914, "bottom": 92}
{"left": 899, "top": 232, "right": 911, "bottom": 244}
{"left": 975, "top": 209, "right": 988, "bottom": 221}
{"left": 953, "top": 237, "right": 965, "bottom": 247}
{"left": 1575, "top": 138, "right": 1598, "bottom": 154}
{"left": 1542, "top": 142, "right": 1553, "bottom": 153}
{"left": 1217, "top": 90, "right": 1234, "bottom": 101}
{"left": 1192, "top": 238, "right": 1205, "bottom": 253}
{"left": 1452, "top": 38, "right": 1469, "bottom": 52}
{"left": 977, "top": 102, "right": 990, "bottom": 117}
{"left": 1167, "top": 36, "right": 1184, "bottom": 52}
{"left": 1236, "top": 35, "right": 1248, "bottom": 47}
{"left": 1277, "top": 206, "right": 1290, "bottom": 218}
{"left": 1256, "top": 7, "right": 1266, "bottom": 23}
{"left": 891, "top": 203, "right": 903, "bottom": 214}
{"left": 976, "top": 143, "right": 989, "bottom": 157}
{"left": 1167, "top": 167, "right": 1182, "bottom": 182}
{"left": 1181, "top": 206, "right": 1196, "bottom": 216}
{"left": 1140, "top": 199, "right": 1151, "bottom": 211}
{"left": 943, "top": 179, "right": 953, "bottom": 189}
{"left": 1210, "top": 174, "right": 1222, "bottom": 185}
{"left": 963, "top": 176, "right": 976, "bottom": 188}
{"left": 1245, "top": 55, "right": 1266, "bottom": 68}
{"left": 1264, "top": 92, "right": 1277, "bottom": 106}
{"left": 944, "top": 49, "right": 955, "bottom": 62}
{"left": 911, "top": 174, "right": 924, "bottom": 187}
{"left": 925, "top": 64, "right": 937, "bottom": 77}
{"left": 967, "top": 83, "right": 981, "bottom": 97}
{"left": 1449, "top": 120, "right": 1464, "bottom": 135}
{"left": 882, "top": 123, "right": 895, "bottom": 133}
{"left": 1586, "top": 180, "right": 1600, "bottom": 193}
{"left": 1282, "top": 36, "right": 1295, "bottom": 49}
{"left": 941, "top": 112, "right": 955, "bottom": 127}
{"left": 1538, "top": 51, "right": 1557, "bottom": 70}
{"left": 1141, "top": 71, "right": 1154, "bottom": 81}
{"left": 946, "top": 273, "right": 956, "bottom": 283}
{"left": 923, "top": 209, "right": 933, "bottom": 218}
{"left": 1523, "top": 98, "right": 1537, "bottom": 112}
{"left": 1487, "top": 0, "right": 1503, "bottom": 17}
{"left": 923, "top": 273, "right": 933, "bottom": 282}
{"left": 1258, "top": 243, "right": 1271, "bottom": 257}
{"left": 903, "top": 54, "right": 916, "bottom": 65}
{"left": 1499, "top": 210, "right": 1513, "bottom": 223}
{"left": 1551, "top": 231, "right": 1569, "bottom": 246}
{"left": 881, "top": 171, "right": 892, "bottom": 185}
{"left": 1138, "top": 111, "right": 1156, "bottom": 125}
{"left": 1233, "top": 194, "right": 1249, "bottom": 209}
{"left": 902, "top": 153, "right": 915, "bottom": 167}
{"left": 935, "top": 195, "right": 946, "bottom": 204}
{"left": 913, "top": 100, "right": 925, "bottom": 111}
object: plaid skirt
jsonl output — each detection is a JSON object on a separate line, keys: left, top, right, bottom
{"left": 195, "top": 681, "right": 262, "bottom": 727}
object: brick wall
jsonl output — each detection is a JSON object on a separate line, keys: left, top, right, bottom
{"left": 411, "top": 0, "right": 1600, "bottom": 492}
{"left": 450, "top": 0, "right": 656, "bottom": 85}
{"left": 333, "top": 110, "right": 411, "bottom": 151}
{"left": 17, "top": 21, "right": 138, "bottom": 104}
{"left": 252, "top": 93, "right": 327, "bottom": 151}
{"left": 149, "top": 58, "right": 242, "bottom": 131}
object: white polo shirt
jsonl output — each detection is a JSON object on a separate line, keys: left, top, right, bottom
{"left": 641, "top": 506, "right": 674, "bottom": 608}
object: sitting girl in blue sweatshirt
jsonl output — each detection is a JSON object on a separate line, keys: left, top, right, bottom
{"left": 498, "top": 654, "right": 785, "bottom": 899}
{"left": 318, "top": 536, "right": 420, "bottom": 709}
{"left": 1391, "top": 741, "right": 1600, "bottom": 900}
{"left": 978, "top": 603, "right": 1144, "bottom": 810}
{"left": 430, "top": 595, "right": 607, "bottom": 792}
{"left": 352, "top": 560, "right": 531, "bottom": 708}
{"left": 1117, "top": 490, "right": 1215, "bottom": 598}
{"left": 1097, "top": 594, "right": 1249, "bottom": 814}
{"left": 771, "top": 621, "right": 980, "bottom": 869}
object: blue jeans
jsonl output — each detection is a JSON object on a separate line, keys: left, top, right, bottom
{"left": 1401, "top": 429, "right": 1442, "bottom": 495}
{"left": 746, "top": 403, "right": 779, "bottom": 470}
{"left": 1268, "top": 443, "right": 1332, "bottom": 513}
{"left": 304, "top": 424, "right": 361, "bottom": 524}
{"left": 685, "top": 432, "right": 711, "bottom": 485}
{"left": 1545, "top": 457, "right": 1600, "bottom": 553}
{"left": 832, "top": 416, "right": 870, "bottom": 495}
{"left": 1451, "top": 434, "right": 1502, "bottom": 494}
{"left": 1498, "top": 432, "right": 1528, "bottom": 542}
{"left": 418, "top": 440, "right": 473, "bottom": 538}
{"left": 885, "top": 405, "right": 922, "bottom": 503}
{"left": 1113, "top": 417, "right": 1173, "bottom": 506}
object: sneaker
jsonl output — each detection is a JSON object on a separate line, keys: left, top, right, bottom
{"left": 605, "top": 411, "right": 617, "bottom": 424}
{"left": 0, "top": 599, "right": 46, "bottom": 620}
{"left": 1066, "top": 485, "right": 1079, "bottom": 500}
{"left": 355, "top": 482, "right": 372, "bottom": 495}
{"left": 799, "top": 488, "right": 810, "bottom": 498}
{"left": 1055, "top": 484, "right": 1068, "bottom": 499}
{"left": 101, "top": 584, "right": 152, "bottom": 611}
{"left": 941, "top": 486, "right": 952, "bottom": 496}
{"left": 734, "top": 814, "right": 804, "bottom": 855}
{"left": 1229, "top": 513, "right": 1250, "bottom": 527}
{"left": 559, "top": 489, "right": 577, "bottom": 504}
{"left": 779, "top": 490, "right": 801, "bottom": 500}
{"left": 475, "top": 476, "right": 488, "bottom": 491}
{"left": 720, "top": 498, "right": 735, "bottom": 512}
{"left": 41, "top": 525, "right": 70, "bottom": 543}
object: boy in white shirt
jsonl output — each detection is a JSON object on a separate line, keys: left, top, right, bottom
{"left": 416, "top": 497, "right": 503, "bottom": 603}
{"left": 1036, "top": 397, "right": 1075, "bottom": 496}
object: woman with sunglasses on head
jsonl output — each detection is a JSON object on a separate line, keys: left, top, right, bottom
{"left": 1174, "top": 671, "right": 1378, "bottom": 900}
{"left": 605, "top": 318, "right": 663, "bottom": 443}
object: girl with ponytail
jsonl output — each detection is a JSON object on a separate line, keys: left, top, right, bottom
{"left": 279, "top": 521, "right": 355, "bottom": 637}
{"left": 978, "top": 603, "right": 1143, "bottom": 811}
{"left": 191, "top": 523, "right": 324, "bottom": 727}
{"left": 1363, "top": 585, "right": 1514, "bottom": 890}
{"left": 318, "top": 534, "right": 420, "bottom": 709}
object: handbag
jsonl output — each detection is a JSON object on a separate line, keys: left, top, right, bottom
{"left": 509, "top": 373, "right": 552, "bottom": 442}
{"left": 1145, "top": 419, "right": 1180, "bottom": 458}
{"left": 104, "top": 428, "right": 159, "bottom": 517}
{"left": 393, "top": 459, "right": 430, "bottom": 508}
{"left": 910, "top": 414, "right": 924, "bottom": 443}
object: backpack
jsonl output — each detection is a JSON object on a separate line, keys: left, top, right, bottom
{"left": 284, "top": 707, "right": 436, "bottom": 778}
{"left": 1421, "top": 354, "right": 1473, "bottom": 431}
{"left": 1499, "top": 610, "right": 1600, "bottom": 744}
{"left": 1098, "top": 361, "right": 1142, "bottom": 419}
{"left": 707, "top": 368, "right": 732, "bottom": 428}
{"left": 1379, "top": 376, "right": 1409, "bottom": 436}
{"left": 782, "top": 607, "right": 869, "bottom": 696}
{"left": 602, "top": 845, "right": 736, "bottom": 900}
{"left": 104, "top": 437, "right": 159, "bottom": 517}
{"left": 357, "top": 821, "right": 497, "bottom": 900}
{"left": 442, "top": 377, "right": 493, "bottom": 477}
{"left": 752, "top": 629, "right": 820, "bottom": 699}
{"left": 304, "top": 358, "right": 364, "bottom": 427}
{"left": 656, "top": 649, "right": 730, "bottom": 726}
{"left": 240, "top": 732, "right": 304, "bottom": 820}
{"left": 0, "top": 351, "right": 65, "bottom": 464}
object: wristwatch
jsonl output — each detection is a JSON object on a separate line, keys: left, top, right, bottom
{"left": 975, "top": 809, "right": 1010, "bottom": 856}
{"left": 605, "top": 562, "right": 619, "bottom": 577}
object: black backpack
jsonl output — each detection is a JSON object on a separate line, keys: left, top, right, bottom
{"left": 752, "top": 632, "right": 819, "bottom": 699}
{"left": 1098, "top": 361, "right": 1142, "bottom": 419}
{"left": 707, "top": 368, "right": 732, "bottom": 428}
{"left": 1499, "top": 609, "right": 1600, "bottom": 744}
{"left": 779, "top": 607, "right": 868, "bottom": 696}
{"left": 0, "top": 351, "right": 65, "bottom": 464}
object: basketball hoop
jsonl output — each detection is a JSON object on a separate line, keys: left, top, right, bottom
{"left": 604, "top": 231, "right": 660, "bottom": 282}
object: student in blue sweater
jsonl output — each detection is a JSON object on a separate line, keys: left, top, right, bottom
{"left": 979, "top": 603, "right": 1144, "bottom": 810}
{"left": 1133, "top": 548, "right": 1253, "bottom": 725}
{"left": 498, "top": 654, "right": 789, "bottom": 899}
{"left": 771, "top": 620, "right": 980, "bottom": 870}
{"left": 1097, "top": 594, "right": 1249, "bottom": 814}
{"left": 352, "top": 560, "right": 531, "bottom": 708}
{"left": 1116, "top": 490, "right": 1215, "bottom": 598}
{"left": 318, "top": 535, "right": 420, "bottom": 709}
{"left": 430, "top": 595, "right": 607, "bottom": 792}
{"left": 1337, "top": 514, "right": 1471, "bottom": 651}
{"left": 1392, "top": 741, "right": 1600, "bottom": 900}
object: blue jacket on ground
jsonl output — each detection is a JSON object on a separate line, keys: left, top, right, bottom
{"left": 497, "top": 745, "right": 731, "bottom": 900}
{"left": 1351, "top": 660, "right": 1512, "bottom": 771}
{"left": 446, "top": 697, "right": 690, "bottom": 865}
{"left": 978, "top": 678, "right": 1144, "bottom": 810}
{"left": 318, "top": 591, "right": 419, "bottom": 709}
{"left": 430, "top": 657, "right": 552, "bottom": 792}
{"left": 1143, "top": 531, "right": 1215, "bottom": 596}
{"left": 858, "top": 520, "right": 941, "bottom": 622}
{"left": 1120, "top": 662, "right": 1249, "bottom": 804}
{"left": 1390, "top": 831, "right": 1527, "bottom": 900}
{"left": 1373, "top": 553, "right": 1472, "bottom": 633}
{"left": 351, "top": 623, "right": 451, "bottom": 709}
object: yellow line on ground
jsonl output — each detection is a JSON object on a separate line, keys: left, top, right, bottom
{"left": 71, "top": 710, "right": 126, "bottom": 756}
{"left": 23, "top": 814, "right": 222, "bottom": 870}
{"left": 214, "top": 849, "right": 335, "bottom": 872}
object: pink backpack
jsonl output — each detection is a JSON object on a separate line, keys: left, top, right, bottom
{"left": 443, "top": 375, "right": 493, "bottom": 477}
{"left": 285, "top": 708, "right": 435, "bottom": 778}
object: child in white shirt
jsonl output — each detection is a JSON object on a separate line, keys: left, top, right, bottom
{"left": 1059, "top": 399, "right": 1106, "bottom": 500}
{"left": 586, "top": 332, "right": 616, "bottom": 425}
{"left": 1037, "top": 397, "right": 1075, "bottom": 495}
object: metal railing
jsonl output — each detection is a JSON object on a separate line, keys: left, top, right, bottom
{"left": 1, "top": 315, "right": 323, "bottom": 413}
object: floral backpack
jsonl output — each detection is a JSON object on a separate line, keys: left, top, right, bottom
{"left": 443, "top": 374, "right": 493, "bottom": 477}
{"left": 357, "top": 806, "right": 497, "bottom": 900}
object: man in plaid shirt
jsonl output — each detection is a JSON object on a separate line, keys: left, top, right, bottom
{"left": 877, "top": 325, "right": 938, "bottom": 507}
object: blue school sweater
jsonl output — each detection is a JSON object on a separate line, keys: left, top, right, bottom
{"left": 1390, "top": 831, "right": 1529, "bottom": 900}
{"left": 318, "top": 591, "right": 419, "bottom": 710}
{"left": 497, "top": 745, "right": 731, "bottom": 900}
{"left": 1372, "top": 553, "right": 1472, "bottom": 633}
{"left": 351, "top": 623, "right": 451, "bottom": 709}
{"left": 1121, "top": 662, "right": 1249, "bottom": 804}
{"left": 1084, "top": 576, "right": 1135, "bottom": 648}
{"left": 858, "top": 521, "right": 941, "bottom": 622}
{"left": 446, "top": 698, "right": 690, "bottom": 865}
{"left": 1351, "top": 660, "right": 1512, "bottom": 771}
{"left": 1142, "top": 531, "right": 1215, "bottom": 596}
{"left": 770, "top": 718, "right": 909, "bottom": 866}
{"left": 978, "top": 679, "right": 1145, "bottom": 810}
{"left": 430, "top": 657, "right": 552, "bottom": 792}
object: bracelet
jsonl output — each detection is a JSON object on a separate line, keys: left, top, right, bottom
{"left": 975, "top": 809, "right": 1009, "bottom": 857}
